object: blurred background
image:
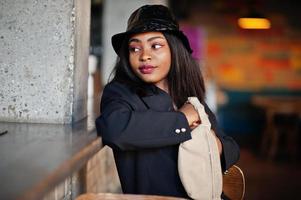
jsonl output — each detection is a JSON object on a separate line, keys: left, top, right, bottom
{"left": 88, "top": 0, "right": 301, "bottom": 199}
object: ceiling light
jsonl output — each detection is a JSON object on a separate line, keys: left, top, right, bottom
{"left": 238, "top": 4, "right": 271, "bottom": 30}
{"left": 238, "top": 17, "right": 271, "bottom": 29}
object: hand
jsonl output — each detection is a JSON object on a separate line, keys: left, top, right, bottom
{"left": 178, "top": 103, "right": 201, "bottom": 129}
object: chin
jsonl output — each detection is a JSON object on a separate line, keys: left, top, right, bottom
{"left": 139, "top": 76, "right": 158, "bottom": 84}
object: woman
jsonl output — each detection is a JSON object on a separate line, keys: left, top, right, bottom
{"left": 95, "top": 4, "right": 239, "bottom": 199}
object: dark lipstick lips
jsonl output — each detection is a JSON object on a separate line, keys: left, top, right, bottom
{"left": 138, "top": 65, "right": 156, "bottom": 74}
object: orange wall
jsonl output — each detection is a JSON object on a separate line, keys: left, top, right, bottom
{"left": 182, "top": 14, "right": 301, "bottom": 91}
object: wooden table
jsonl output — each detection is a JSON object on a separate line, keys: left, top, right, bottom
{"left": 252, "top": 95, "right": 301, "bottom": 160}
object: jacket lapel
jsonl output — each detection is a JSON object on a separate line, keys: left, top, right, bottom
{"left": 140, "top": 88, "right": 174, "bottom": 111}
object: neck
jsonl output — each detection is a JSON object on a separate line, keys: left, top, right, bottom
{"left": 155, "top": 80, "right": 169, "bottom": 93}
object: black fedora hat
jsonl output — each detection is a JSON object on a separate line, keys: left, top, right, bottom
{"left": 111, "top": 4, "right": 193, "bottom": 55}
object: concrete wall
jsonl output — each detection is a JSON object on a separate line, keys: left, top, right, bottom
{"left": 0, "top": 0, "right": 90, "bottom": 124}
{"left": 73, "top": 0, "right": 91, "bottom": 123}
{"left": 101, "top": 0, "right": 168, "bottom": 85}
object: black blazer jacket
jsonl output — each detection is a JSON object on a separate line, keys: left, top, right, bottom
{"left": 95, "top": 81, "right": 240, "bottom": 198}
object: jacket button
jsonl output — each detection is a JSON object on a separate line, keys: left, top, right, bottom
{"left": 181, "top": 128, "right": 186, "bottom": 133}
{"left": 175, "top": 129, "right": 181, "bottom": 134}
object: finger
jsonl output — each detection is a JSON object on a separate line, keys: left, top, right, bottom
{"left": 192, "top": 121, "right": 200, "bottom": 126}
{"left": 190, "top": 123, "right": 199, "bottom": 130}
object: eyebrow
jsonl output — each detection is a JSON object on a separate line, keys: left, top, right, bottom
{"left": 128, "top": 36, "right": 165, "bottom": 43}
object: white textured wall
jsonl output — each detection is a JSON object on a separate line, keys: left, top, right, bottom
{"left": 102, "top": 0, "right": 167, "bottom": 85}
{"left": 0, "top": 0, "right": 90, "bottom": 123}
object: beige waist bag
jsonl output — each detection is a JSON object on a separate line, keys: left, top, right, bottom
{"left": 178, "top": 97, "right": 222, "bottom": 200}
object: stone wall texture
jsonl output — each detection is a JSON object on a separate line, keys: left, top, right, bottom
{"left": 0, "top": 0, "right": 90, "bottom": 123}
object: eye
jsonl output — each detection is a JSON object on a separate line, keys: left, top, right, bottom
{"left": 129, "top": 46, "right": 141, "bottom": 52}
{"left": 152, "top": 44, "right": 163, "bottom": 49}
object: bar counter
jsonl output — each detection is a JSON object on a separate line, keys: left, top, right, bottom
{"left": 0, "top": 115, "right": 102, "bottom": 200}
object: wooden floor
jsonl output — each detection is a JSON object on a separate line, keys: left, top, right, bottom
{"left": 237, "top": 147, "right": 301, "bottom": 200}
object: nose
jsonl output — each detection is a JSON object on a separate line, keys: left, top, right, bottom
{"left": 139, "top": 49, "right": 151, "bottom": 61}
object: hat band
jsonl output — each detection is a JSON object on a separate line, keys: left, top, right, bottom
{"left": 127, "top": 19, "right": 179, "bottom": 33}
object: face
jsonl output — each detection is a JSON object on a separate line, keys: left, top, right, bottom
{"left": 128, "top": 32, "right": 171, "bottom": 91}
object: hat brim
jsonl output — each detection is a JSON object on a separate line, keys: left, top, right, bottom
{"left": 111, "top": 31, "right": 131, "bottom": 55}
{"left": 111, "top": 30, "right": 193, "bottom": 55}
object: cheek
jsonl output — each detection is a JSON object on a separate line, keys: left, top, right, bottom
{"left": 160, "top": 52, "right": 171, "bottom": 72}
{"left": 129, "top": 54, "right": 138, "bottom": 69}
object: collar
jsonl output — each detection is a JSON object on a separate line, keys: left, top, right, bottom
{"left": 140, "top": 85, "right": 174, "bottom": 111}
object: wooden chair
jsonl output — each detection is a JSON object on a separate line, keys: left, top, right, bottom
{"left": 222, "top": 165, "right": 246, "bottom": 200}
{"left": 76, "top": 165, "right": 245, "bottom": 200}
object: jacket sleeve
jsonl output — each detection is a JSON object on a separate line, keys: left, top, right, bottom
{"left": 95, "top": 83, "right": 191, "bottom": 151}
{"left": 205, "top": 104, "right": 240, "bottom": 171}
